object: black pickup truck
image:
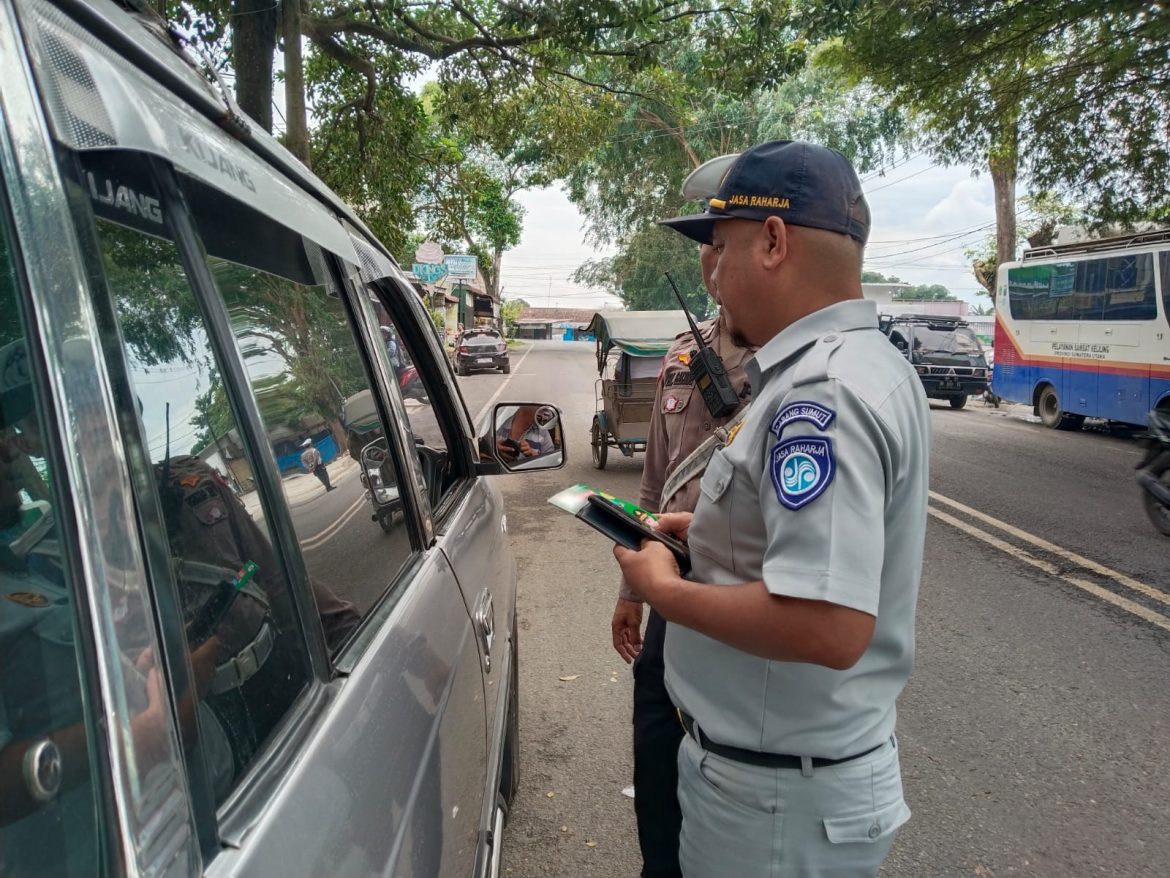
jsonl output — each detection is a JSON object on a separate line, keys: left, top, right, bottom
{"left": 879, "top": 314, "right": 990, "bottom": 409}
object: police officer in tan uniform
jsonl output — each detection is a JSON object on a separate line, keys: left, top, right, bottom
{"left": 612, "top": 228, "right": 756, "bottom": 878}
{"left": 157, "top": 454, "right": 360, "bottom": 787}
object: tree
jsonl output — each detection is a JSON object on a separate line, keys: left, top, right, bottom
{"left": 500, "top": 298, "right": 528, "bottom": 336}
{"left": 574, "top": 226, "right": 715, "bottom": 317}
{"left": 175, "top": 1, "right": 797, "bottom": 141}
{"left": 861, "top": 270, "right": 904, "bottom": 284}
{"left": 565, "top": 55, "right": 908, "bottom": 308}
{"left": 964, "top": 193, "right": 1086, "bottom": 296}
{"left": 825, "top": 0, "right": 1170, "bottom": 274}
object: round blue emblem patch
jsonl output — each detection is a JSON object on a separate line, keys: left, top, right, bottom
{"left": 770, "top": 436, "right": 835, "bottom": 510}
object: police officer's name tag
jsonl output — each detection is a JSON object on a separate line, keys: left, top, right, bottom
{"left": 770, "top": 401, "right": 835, "bottom": 437}
{"left": 770, "top": 437, "right": 835, "bottom": 510}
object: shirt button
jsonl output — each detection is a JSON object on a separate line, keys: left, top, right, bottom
{"left": 823, "top": 334, "right": 839, "bottom": 343}
{"left": 715, "top": 480, "right": 726, "bottom": 493}
{"left": 703, "top": 421, "right": 712, "bottom": 431}
{"left": 868, "top": 824, "right": 881, "bottom": 839}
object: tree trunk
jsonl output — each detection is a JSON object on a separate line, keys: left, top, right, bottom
{"left": 989, "top": 156, "right": 1017, "bottom": 268}
{"left": 233, "top": 0, "right": 279, "bottom": 132}
{"left": 988, "top": 108, "right": 1019, "bottom": 269}
{"left": 282, "top": 0, "right": 310, "bottom": 165}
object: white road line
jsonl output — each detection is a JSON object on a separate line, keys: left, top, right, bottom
{"left": 930, "top": 490, "right": 1169, "bottom": 608}
{"left": 300, "top": 492, "right": 366, "bottom": 551}
{"left": 471, "top": 343, "right": 535, "bottom": 429}
{"left": 928, "top": 507, "right": 1170, "bottom": 634}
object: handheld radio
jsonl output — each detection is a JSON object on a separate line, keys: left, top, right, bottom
{"left": 665, "top": 272, "right": 740, "bottom": 418}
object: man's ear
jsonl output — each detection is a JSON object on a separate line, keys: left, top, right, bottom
{"left": 761, "top": 216, "right": 788, "bottom": 269}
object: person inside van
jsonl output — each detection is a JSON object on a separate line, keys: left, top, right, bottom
{"left": 495, "top": 405, "right": 554, "bottom": 460}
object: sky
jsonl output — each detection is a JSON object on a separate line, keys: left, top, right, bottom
{"left": 498, "top": 153, "right": 999, "bottom": 311}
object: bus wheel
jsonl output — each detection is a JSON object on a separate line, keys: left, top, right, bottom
{"left": 949, "top": 394, "right": 968, "bottom": 410}
{"left": 1038, "top": 385, "right": 1084, "bottom": 430}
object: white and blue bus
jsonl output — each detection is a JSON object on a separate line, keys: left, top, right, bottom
{"left": 993, "top": 230, "right": 1170, "bottom": 429}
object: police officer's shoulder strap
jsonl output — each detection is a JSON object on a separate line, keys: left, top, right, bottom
{"left": 790, "top": 333, "right": 845, "bottom": 389}
{"left": 658, "top": 403, "right": 751, "bottom": 509}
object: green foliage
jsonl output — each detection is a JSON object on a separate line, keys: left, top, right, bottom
{"left": 500, "top": 298, "right": 528, "bottom": 336}
{"left": 574, "top": 226, "right": 713, "bottom": 316}
{"left": 861, "top": 270, "right": 903, "bottom": 284}
{"left": 964, "top": 192, "right": 1087, "bottom": 295}
{"left": 826, "top": 1, "right": 1170, "bottom": 225}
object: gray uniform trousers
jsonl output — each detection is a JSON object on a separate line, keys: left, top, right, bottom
{"left": 676, "top": 732, "right": 908, "bottom": 877}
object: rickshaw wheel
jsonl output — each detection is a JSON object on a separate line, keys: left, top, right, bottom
{"left": 591, "top": 417, "right": 608, "bottom": 469}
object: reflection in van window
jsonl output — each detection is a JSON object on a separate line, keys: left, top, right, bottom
{"left": 373, "top": 299, "right": 460, "bottom": 510}
{"left": 0, "top": 203, "right": 101, "bottom": 875}
{"left": 209, "top": 255, "right": 415, "bottom": 639}
{"left": 92, "top": 218, "right": 319, "bottom": 804}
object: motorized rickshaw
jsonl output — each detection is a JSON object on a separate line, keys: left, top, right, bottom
{"left": 584, "top": 310, "right": 693, "bottom": 469}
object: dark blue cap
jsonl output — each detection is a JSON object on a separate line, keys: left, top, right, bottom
{"left": 659, "top": 140, "right": 871, "bottom": 245}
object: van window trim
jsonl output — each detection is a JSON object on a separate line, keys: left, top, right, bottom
{"left": 0, "top": 14, "right": 199, "bottom": 871}
{"left": 371, "top": 277, "right": 479, "bottom": 526}
{"left": 56, "top": 149, "right": 224, "bottom": 859}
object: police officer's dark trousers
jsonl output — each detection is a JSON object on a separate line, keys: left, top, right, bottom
{"left": 313, "top": 463, "right": 333, "bottom": 490}
{"left": 633, "top": 608, "right": 683, "bottom": 878}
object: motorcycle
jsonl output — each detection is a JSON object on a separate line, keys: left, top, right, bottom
{"left": 398, "top": 363, "right": 428, "bottom": 402}
{"left": 1135, "top": 409, "right": 1170, "bottom": 536}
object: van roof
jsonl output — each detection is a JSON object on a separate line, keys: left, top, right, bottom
{"left": 23, "top": 0, "right": 404, "bottom": 280}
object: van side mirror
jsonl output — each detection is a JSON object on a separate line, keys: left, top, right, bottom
{"left": 480, "top": 403, "right": 566, "bottom": 472}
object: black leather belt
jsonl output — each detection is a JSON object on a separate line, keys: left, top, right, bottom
{"left": 678, "top": 710, "right": 885, "bottom": 770}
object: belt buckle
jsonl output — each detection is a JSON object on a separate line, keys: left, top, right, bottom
{"left": 235, "top": 645, "right": 258, "bottom": 681}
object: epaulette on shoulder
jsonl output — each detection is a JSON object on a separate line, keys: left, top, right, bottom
{"left": 791, "top": 333, "right": 845, "bottom": 388}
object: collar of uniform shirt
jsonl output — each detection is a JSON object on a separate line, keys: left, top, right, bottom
{"left": 745, "top": 299, "right": 878, "bottom": 390}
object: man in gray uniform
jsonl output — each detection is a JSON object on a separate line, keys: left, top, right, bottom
{"left": 614, "top": 140, "right": 930, "bottom": 877}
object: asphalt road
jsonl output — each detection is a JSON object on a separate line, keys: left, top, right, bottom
{"left": 462, "top": 340, "right": 1170, "bottom": 878}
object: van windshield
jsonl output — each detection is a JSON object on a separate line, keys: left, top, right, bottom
{"left": 912, "top": 326, "right": 982, "bottom": 356}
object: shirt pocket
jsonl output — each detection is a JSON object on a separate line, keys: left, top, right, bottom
{"left": 699, "top": 448, "right": 733, "bottom": 502}
{"left": 692, "top": 451, "right": 734, "bottom": 564}
{"left": 662, "top": 388, "right": 695, "bottom": 463}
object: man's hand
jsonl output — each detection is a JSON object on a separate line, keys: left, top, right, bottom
{"left": 518, "top": 440, "right": 535, "bottom": 458}
{"left": 652, "top": 511, "right": 693, "bottom": 542}
{"left": 614, "top": 539, "right": 683, "bottom": 605}
{"left": 611, "top": 597, "right": 644, "bottom": 664}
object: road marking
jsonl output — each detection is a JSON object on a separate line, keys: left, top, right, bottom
{"left": 300, "top": 492, "right": 366, "bottom": 551}
{"left": 471, "top": 343, "right": 535, "bottom": 429}
{"left": 930, "top": 491, "right": 1169, "bottom": 608}
{"left": 928, "top": 507, "right": 1170, "bottom": 634}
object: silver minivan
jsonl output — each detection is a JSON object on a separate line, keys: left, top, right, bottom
{"left": 0, "top": 1, "right": 560, "bottom": 875}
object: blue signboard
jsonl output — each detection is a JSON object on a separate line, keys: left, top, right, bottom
{"left": 413, "top": 262, "right": 447, "bottom": 283}
{"left": 444, "top": 254, "right": 478, "bottom": 279}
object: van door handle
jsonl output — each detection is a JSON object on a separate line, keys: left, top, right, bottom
{"left": 474, "top": 589, "right": 494, "bottom": 672}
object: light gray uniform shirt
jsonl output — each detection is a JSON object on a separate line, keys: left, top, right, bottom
{"left": 665, "top": 299, "right": 931, "bottom": 760}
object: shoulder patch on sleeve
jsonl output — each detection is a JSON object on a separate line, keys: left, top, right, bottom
{"left": 770, "top": 436, "right": 835, "bottom": 510}
{"left": 769, "top": 401, "right": 836, "bottom": 437}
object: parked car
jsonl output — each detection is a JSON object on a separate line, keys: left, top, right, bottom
{"left": 880, "top": 314, "right": 991, "bottom": 409}
{"left": 454, "top": 331, "right": 511, "bottom": 375}
{"left": 0, "top": 2, "right": 563, "bottom": 875}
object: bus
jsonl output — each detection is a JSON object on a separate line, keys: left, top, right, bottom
{"left": 993, "top": 230, "right": 1170, "bottom": 429}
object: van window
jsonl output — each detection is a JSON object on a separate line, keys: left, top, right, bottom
{"left": 371, "top": 292, "right": 463, "bottom": 512}
{"left": 205, "top": 246, "right": 416, "bottom": 639}
{"left": 90, "top": 215, "right": 317, "bottom": 805}
{"left": 0, "top": 201, "right": 101, "bottom": 875}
